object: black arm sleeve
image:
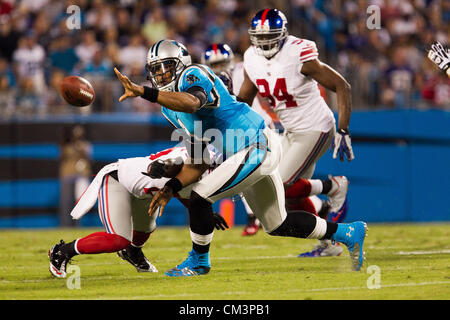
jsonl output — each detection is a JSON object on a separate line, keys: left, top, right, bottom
{"left": 186, "top": 86, "right": 208, "bottom": 109}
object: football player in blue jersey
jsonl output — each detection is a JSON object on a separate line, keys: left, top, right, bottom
{"left": 114, "top": 39, "right": 368, "bottom": 276}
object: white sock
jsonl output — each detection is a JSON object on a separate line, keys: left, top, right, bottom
{"left": 306, "top": 215, "right": 327, "bottom": 239}
{"left": 309, "top": 179, "right": 323, "bottom": 195}
{"left": 190, "top": 230, "right": 214, "bottom": 246}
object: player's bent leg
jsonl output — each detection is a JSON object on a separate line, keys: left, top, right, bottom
{"left": 49, "top": 173, "right": 134, "bottom": 278}
{"left": 270, "top": 213, "right": 367, "bottom": 270}
{"left": 297, "top": 177, "right": 349, "bottom": 258}
{"left": 241, "top": 196, "right": 262, "bottom": 236}
{"left": 118, "top": 197, "right": 158, "bottom": 273}
{"left": 242, "top": 172, "right": 367, "bottom": 271}
{"left": 327, "top": 176, "right": 349, "bottom": 223}
{"left": 279, "top": 130, "right": 334, "bottom": 183}
{"left": 166, "top": 128, "right": 282, "bottom": 277}
{"left": 165, "top": 191, "right": 213, "bottom": 277}
{"left": 49, "top": 233, "right": 131, "bottom": 278}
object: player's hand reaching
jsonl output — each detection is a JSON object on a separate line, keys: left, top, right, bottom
{"left": 144, "top": 159, "right": 168, "bottom": 179}
{"left": 427, "top": 42, "right": 450, "bottom": 76}
{"left": 213, "top": 212, "right": 229, "bottom": 231}
{"left": 148, "top": 186, "right": 174, "bottom": 217}
{"left": 114, "top": 67, "right": 144, "bottom": 101}
{"left": 332, "top": 128, "right": 355, "bottom": 162}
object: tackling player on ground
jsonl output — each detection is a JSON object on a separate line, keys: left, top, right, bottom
{"left": 48, "top": 146, "right": 228, "bottom": 278}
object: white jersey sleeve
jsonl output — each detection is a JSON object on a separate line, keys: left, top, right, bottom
{"left": 117, "top": 145, "right": 219, "bottom": 199}
{"left": 117, "top": 147, "right": 189, "bottom": 199}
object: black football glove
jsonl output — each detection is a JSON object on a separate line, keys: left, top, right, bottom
{"left": 213, "top": 212, "right": 229, "bottom": 231}
{"left": 142, "top": 159, "right": 167, "bottom": 179}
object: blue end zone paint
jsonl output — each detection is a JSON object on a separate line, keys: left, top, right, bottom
{"left": 92, "top": 141, "right": 177, "bottom": 161}
{"left": 0, "top": 141, "right": 177, "bottom": 161}
{"left": 0, "top": 144, "right": 60, "bottom": 159}
{"left": 0, "top": 179, "right": 60, "bottom": 207}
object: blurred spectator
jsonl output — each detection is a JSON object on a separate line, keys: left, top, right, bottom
{"left": 118, "top": 34, "right": 147, "bottom": 75}
{"left": 103, "top": 27, "right": 120, "bottom": 66}
{"left": 12, "top": 32, "right": 46, "bottom": 94}
{"left": 44, "top": 69, "right": 68, "bottom": 114}
{"left": 382, "top": 46, "right": 417, "bottom": 108}
{"left": 49, "top": 35, "right": 80, "bottom": 74}
{"left": 59, "top": 125, "right": 92, "bottom": 227}
{"left": 15, "top": 77, "right": 42, "bottom": 115}
{"left": 0, "top": 56, "right": 15, "bottom": 87}
{"left": 141, "top": 5, "right": 168, "bottom": 45}
{"left": 116, "top": 7, "right": 133, "bottom": 45}
{"left": 82, "top": 47, "right": 112, "bottom": 78}
{"left": 33, "top": 10, "right": 52, "bottom": 50}
{"left": 81, "top": 47, "right": 113, "bottom": 112}
{"left": 75, "top": 30, "right": 100, "bottom": 65}
{"left": 0, "top": 57, "right": 15, "bottom": 117}
{"left": 0, "top": 21, "right": 21, "bottom": 61}
{"left": 86, "top": 0, "right": 115, "bottom": 31}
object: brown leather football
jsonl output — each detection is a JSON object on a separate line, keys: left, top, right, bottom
{"left": 60, "top": 76, "right": 95, "bottom": 107}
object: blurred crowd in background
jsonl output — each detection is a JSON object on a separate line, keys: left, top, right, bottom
{"left": 0, "top": 0, "right": 448, "bottom": 117}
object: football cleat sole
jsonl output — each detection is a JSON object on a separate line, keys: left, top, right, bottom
{"left": 349, "top": 222, "right": 368, "bottom": 271}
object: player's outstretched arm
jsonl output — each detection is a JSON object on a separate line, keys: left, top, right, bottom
{"left": 148, "top": 162, "right": 209, "bottom": 217}
{"left": 114, "top": 67, "right": 202, "bottom": 113}
{"left": 301, "top": 59, "right": 355, "bottom": 162}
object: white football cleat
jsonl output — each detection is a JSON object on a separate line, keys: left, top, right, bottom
{"left": 327, "top": 176, "right": 349, "bottom": 215}
{"left": 298, "top": 240, "right": 343, "bottom": 257}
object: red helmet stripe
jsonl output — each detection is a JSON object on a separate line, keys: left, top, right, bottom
{"left": 260, "top": 8, "right": 270, "bottom": 26}
{"left": 212, "top": 43, "right": 218, "bottom": 54}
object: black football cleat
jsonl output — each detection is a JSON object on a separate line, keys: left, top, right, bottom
{"left": 48, "top": 240, "right": 72, "bottom": 278}
{"left": 117, "top": 245, "right": 158, "bottom": 273}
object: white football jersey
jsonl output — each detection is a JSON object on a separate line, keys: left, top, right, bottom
{"left": 117, "top": 146, "right": 218, "bottom": 199}
{"left": 243, "top": 35, "right": 335, "bottom": 133}
{"left": 231, "top": 62, "right": 275, "bottom": 127}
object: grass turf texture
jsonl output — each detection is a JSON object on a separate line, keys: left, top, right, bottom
{"left": 0, "top": 223, "right": 449, "bottom": 300}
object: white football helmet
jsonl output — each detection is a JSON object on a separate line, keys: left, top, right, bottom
{"left": 146, "top": 40, "right": 192, "bottom": 92}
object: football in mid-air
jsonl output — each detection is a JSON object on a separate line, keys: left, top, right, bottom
{"left": 60, "top": 76, "right": 95, "bottom": 107}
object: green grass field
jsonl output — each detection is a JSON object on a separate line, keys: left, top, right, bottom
{"left": 0, "top": 223, "right": 449, "bottom": 300}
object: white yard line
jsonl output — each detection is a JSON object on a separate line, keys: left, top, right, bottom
{"left": 395, "top": 249, "right": 450, "bottom": 255}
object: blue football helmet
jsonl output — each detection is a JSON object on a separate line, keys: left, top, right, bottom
{"left": 248, "top": 8, "right": 288, "bottom": 59}
{"left": 201, "top": 43, "right": 235, "bottom": 74}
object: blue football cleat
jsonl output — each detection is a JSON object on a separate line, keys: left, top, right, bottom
{"left": 329, "top": 198, "right": 348, "bottom": 223}
{"left": 332, "top": 221, "right": 368, "bottom": 271}
{"left": 165, "top": 249, "right": 211, "bottom": 277}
